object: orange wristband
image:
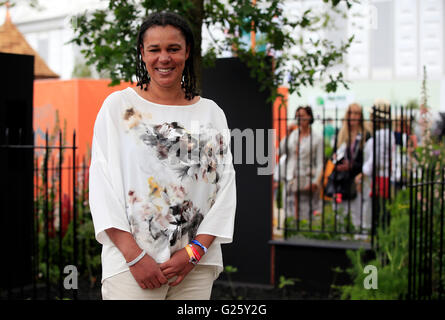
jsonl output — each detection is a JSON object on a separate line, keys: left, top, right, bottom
{"left": 185, "top": 245, "right": 194, "bottom": 259}
{"left": 185, "top": 245, "right": 198, "bottom": 265}
{"left": 189, "top": 244, "right": 201, "bottom": 261}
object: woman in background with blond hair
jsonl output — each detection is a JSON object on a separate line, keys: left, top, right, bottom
{"left": 332, "top": 103, "right": 371, "bottom": 235}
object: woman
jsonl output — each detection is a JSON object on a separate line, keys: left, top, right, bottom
{"left": 89, "top": 12, "right": 236, "bottom": 300}
{"left": 362, "top": 99, "right": 397, "bottom": 232}
{"left": 279, "top": 106, "right": 323, "bottom": 221}
{"left": 393, "top": 114, "right": 418, "bottom": 189}
{"left": 332, "top": 103, "right": 371, "bottom": 233}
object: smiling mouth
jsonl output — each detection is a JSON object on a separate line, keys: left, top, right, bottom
{"left": 156, "top": 68, "right": 174, "bottom": 73}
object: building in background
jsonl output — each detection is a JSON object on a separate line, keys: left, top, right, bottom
{"left": 1, "top": 0, "right": 444, "bottom": 116}
{"left": 0, "top": 0, "right": 107, "bottom": 80}
{"left": 0, "top": 4, "right": 58, "bottom": 79}
{"left": 0, "top": 1, "right": 129, "bottom": 161}
{"left": 286, "top": 0, "right": 445, "bottom": 117}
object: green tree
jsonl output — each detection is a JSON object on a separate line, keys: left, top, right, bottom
{"left": 70, "top": 0, "right": 356, "bottom": 102}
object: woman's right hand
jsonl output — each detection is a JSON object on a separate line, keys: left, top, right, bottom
{"left": 129, "top": 253, "right": 168, "bottom": 289}
{"left": 104, "top": 228, "right": 168, "bottom": 290}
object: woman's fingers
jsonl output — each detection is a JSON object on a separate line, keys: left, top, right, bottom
{"left": 157, "top": 272, "right": 168, "bottom": 284}
{"left": 169, "top": 275, "right": 184, "bottom": 287}
{"left": 161, "top": 268, "right": 177, "bottom": 279}
{"left": 161, "top": 266, "right": 175, "bottom": 275}
{"left": 151, "top": 277, "right": 161, "bottom": 288}
{"left": 159, "top": 262, "right": 170, "bottom": 271}
{"left": 164, "top": 272, "right": 177, "bottom": 280}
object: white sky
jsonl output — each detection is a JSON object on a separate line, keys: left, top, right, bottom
{"left": 0, "top": 0, "right": 107, "bottom": 24}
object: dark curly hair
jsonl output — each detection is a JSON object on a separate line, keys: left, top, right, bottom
{"left": 296, "top": 105, "right": 314, "bottom": 124}
{"left": 136, "top": 11, "right": 198, "bottom": 100}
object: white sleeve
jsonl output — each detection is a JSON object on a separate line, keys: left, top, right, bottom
{"left": 279, "top": 129, "right": 297, "bottom": 155}
{"left": 196, "top": 112, "right": 237, "bottom": 245}
{"left": 362, "top": 138, "right": 373, "bottom": 177}
{"left": 312, "top": 134, "right": 324, "bottom": 184}
{"left": 89, "top": 94, "right": 131, "bottom": 246}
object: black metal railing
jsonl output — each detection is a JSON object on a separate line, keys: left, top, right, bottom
{"left": 0, "top": 128, "right": 96, "bottom": 300}
{"left": 408, "top": 164, "right": 444, "bottom": 300}
{"left": 274, "top": 105, "right": 416, "bottom": 245}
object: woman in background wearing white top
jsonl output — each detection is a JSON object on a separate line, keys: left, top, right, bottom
{"left": 279, "top": 106, "right": 323, "bottom": 222}
{"left": 89, "top": 12, "right": 236, "bottom": 300}
{"left": 362, "top": 100, "right": 396, "bottom": 231}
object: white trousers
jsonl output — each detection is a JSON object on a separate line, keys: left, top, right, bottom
{"left": 101, "top": 265, "right": 219, "bottom": 300}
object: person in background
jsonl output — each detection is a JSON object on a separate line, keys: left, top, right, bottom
{"left": 279, "top": 106, "right": 323, "bottom": 222}
{"left": 274, "top": 108, "right": 301, "bottom": 216}
{"left": 332, "top": 103, "right": 371, "bottom": 235}
{"left": 362, "top": 99, "right": 396, "bottom": 232}
{"left": 392, "top": 114, "right": 418, "bottom": 189}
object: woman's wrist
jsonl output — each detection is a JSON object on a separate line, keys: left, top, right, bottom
{"left": 105, "top": 228, "right": 144, "bottom": 264}
{"left": 126, "top": 249, "right": 146, "bottom": 267}
{"left": 190, "top": 243, "right": 205, "bottom": 257}
{"left": 122, "top": 243, "right": 145, "bottom": 263}
{"left": 184, "top": 245, "right": 198, "bottom": 265}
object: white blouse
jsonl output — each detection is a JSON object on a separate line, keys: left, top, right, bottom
{"left": 362, "top": 128, "right": 396, "bottom": 178}
{"left": 89, "top": 87, "right": 237, "bottom": 282}
{"left": 277, "top": 129, "right": 324, "bottom": 189}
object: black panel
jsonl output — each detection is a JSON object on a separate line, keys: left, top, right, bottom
{"left": 202, "top": 58, "right": 273, "bottom": 284}
{"left": 0, "top": 52, "right": 34, "bottom": 290}
{"left": 274, "top": 243, "right": 375, "bottom": 297}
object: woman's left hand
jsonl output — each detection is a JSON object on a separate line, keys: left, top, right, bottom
{"left": 160, "top": 248, "right": 194, "bottom": 287}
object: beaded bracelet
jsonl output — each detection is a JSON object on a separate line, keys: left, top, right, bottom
{"left": 191, "top": 239, "right": 208, "bottom": 254}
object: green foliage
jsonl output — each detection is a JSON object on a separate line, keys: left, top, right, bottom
{"left": 33, "top": 112, "right": 101, "bottom": 293}
{"left": 223, "top": 265, "right": 243, "bottom": 300}
{"left": 413, "top": 66, "right": 445, "bottom": 168}
{"left": 337, "top": 191, "right": 410, "bottom": 300}
{"left": 35, "top": 177, "right": 101, "bottom": 291}
{"left": 324, "top": 143, "right": 334, "bottom": 159}
{"left": 278, "top": 275, "right": 299, "bottom": 289}
{"left": 224, "top": 265, "right": 238, "bottom": 274}
{"left": 70, "top": 0, "right": 356, "bottom": 101}
{"left": 405, "top": 99, "right": 418, "bottom": 110}
{"left": 337, "top": 91, "right": 445, "bottom": 299}
{"left": 278, "top": 275, "right": 300, "bottom": 299}
{"left": 284, "top": 204, "right": 361, "bottom": 241}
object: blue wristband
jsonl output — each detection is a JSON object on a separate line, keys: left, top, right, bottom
{"left": 191, "top": 239, "right": 208, "bottom": 254}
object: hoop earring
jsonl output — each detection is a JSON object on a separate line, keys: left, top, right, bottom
{"left": 181, "top": 69, "right": 186, "bottom": 88}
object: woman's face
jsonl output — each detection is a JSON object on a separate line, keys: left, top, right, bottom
{"left": 346, "top": 104, "right": 362, "bottom": 128}
{"left": 140, "top": 25, "right": 189, "bottom": 90}
{"left": 296, "top": 108, "right": 311, "bottom": 128}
